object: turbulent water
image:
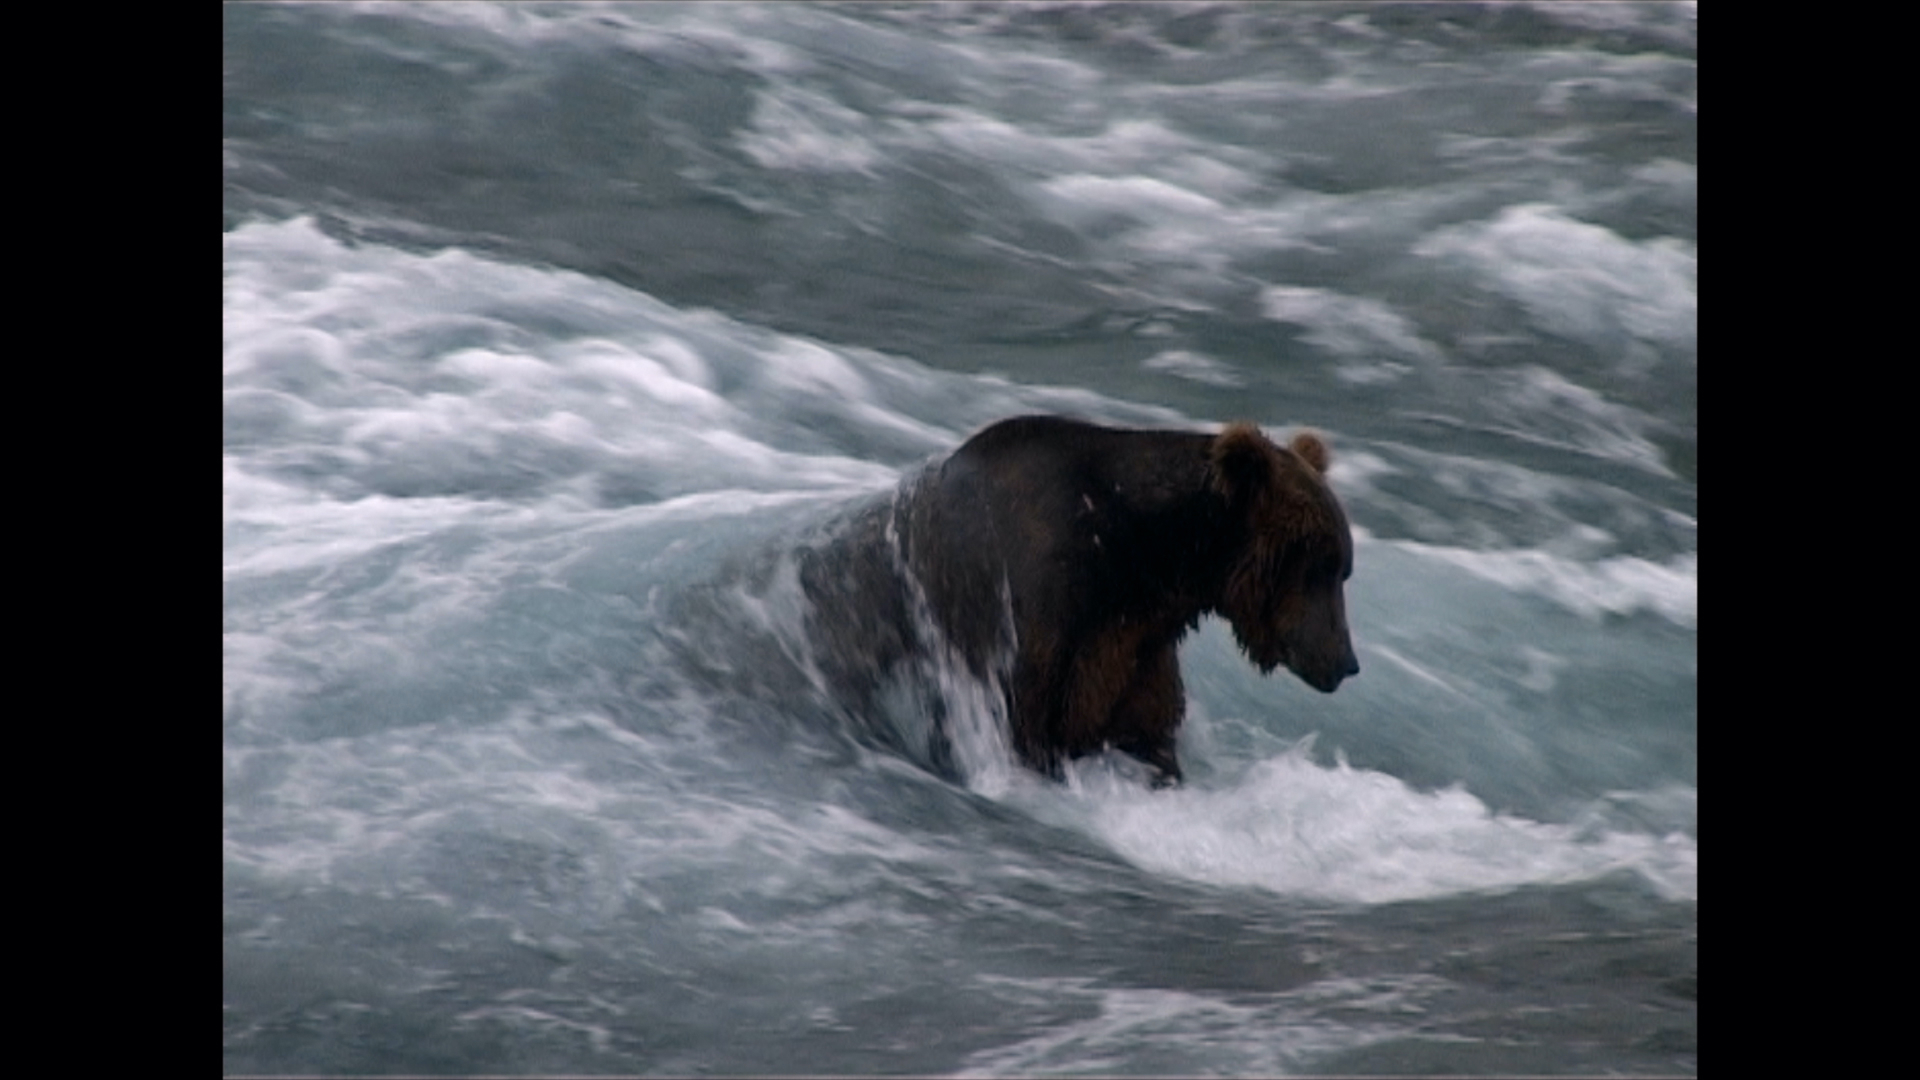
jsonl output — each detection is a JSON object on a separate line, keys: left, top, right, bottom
{"left": 223, "top": 3, "right": 1697, "bottom": 1074}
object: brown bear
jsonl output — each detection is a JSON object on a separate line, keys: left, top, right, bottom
{"left": 874, "top": 414, "right": 1359, "bottom": 787}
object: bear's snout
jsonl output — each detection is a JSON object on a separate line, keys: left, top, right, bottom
{"left": 1291, "top": 638, "right": 1358, "bottom": 693}
{"left": 1325, "top": 649, "right": 1360, "bottom": 691}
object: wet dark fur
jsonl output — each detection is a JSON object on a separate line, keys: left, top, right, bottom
{"left": 801, "top": 415, "right": 1358, "bottom": 786}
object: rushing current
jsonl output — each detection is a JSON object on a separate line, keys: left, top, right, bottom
{"left": 223, "top": 3, "right": 1697, "bottom": 1075}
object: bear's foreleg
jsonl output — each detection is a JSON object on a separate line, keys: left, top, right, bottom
{"left": 1007, "top": 645, "right": 1071, "bottom": 780}
{"left": 1107, "top": 642, "right": 1186, "bottom": 787}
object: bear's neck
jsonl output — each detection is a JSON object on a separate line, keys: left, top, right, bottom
{"left": 1091, "top": 435, "right": 1243, "bottom": 632}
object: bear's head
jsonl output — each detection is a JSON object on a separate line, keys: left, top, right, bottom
{"left": 1208, "top": 423, "right": 1359, "bottom": 693}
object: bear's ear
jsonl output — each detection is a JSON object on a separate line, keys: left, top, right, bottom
{"left": 1289, "top": 431, "right": 1330, "bottom": 475}
{"left": 1209, "top": 422, "right": 1276, "bottom": 503}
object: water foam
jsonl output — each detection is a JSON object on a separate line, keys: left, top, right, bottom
{"left": 956, "top": 972, "right": 1458, "bottom": 1077}
{"left": 1414, "top": 204, "right": 1697, "bottom": 354}
{"left": 223, "top": 217, "right": 930, "bottom": 513}
{"left": 1260, "top": 285, "right": 1445, "bottom": 366}
{"left": 1031, "top": 740, "right": 1695, "bottom": 905}
{"left": 1398, "top": 539, "right": 1696, "bottom": 627}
